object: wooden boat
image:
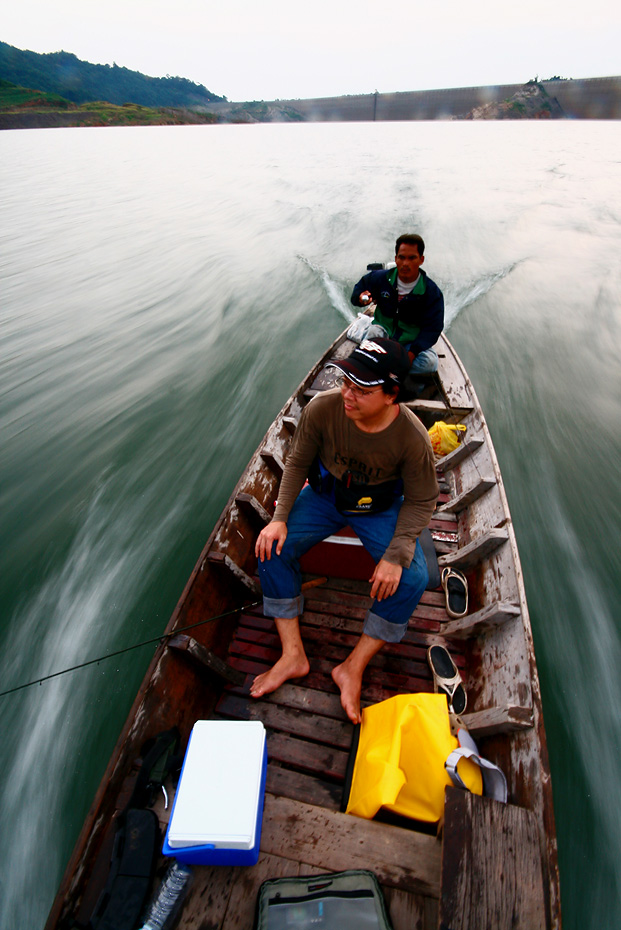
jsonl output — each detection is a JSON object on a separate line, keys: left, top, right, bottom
{"left": 45, "top": 324, "right": 561, "bottom": 930}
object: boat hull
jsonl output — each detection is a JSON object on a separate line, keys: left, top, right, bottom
{"left": 45, "top": 329, "right": 560, "bottom": 930}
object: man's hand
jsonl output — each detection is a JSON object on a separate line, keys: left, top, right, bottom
{"left": 369, "top": 559, "right": 402, "bottom": 601}
{"left": 255, "top": 520, "right": 288, "bottom": 562}
{"left": 359, "top": 290, "right": 372, "bottom": 306}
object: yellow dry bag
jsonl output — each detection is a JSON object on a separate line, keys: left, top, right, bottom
{"left": 428, "top": 421, "right": 466, "bottom": 456}
{"left": 344, "top": 693, "right": 484, "bottom": 823}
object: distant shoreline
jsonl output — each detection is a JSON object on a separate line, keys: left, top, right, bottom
{"left": 0, "top": 106, "right": 218, "bottom": 130}
{"left": 1, "top": 75, "right": 620, "bottom": 129}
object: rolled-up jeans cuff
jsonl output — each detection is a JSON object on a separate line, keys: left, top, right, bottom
{"left": 263, "top": 594, "right": 304, "bottom": 619}
{"left": 364, "top": 609, "right": 408, "bottom": 643}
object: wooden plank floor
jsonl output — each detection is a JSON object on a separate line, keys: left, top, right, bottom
{"left": 198, "top": 570, "right": 465, "bottom": 930}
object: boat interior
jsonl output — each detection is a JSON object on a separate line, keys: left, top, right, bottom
{"left": 52, "top": 334, "right": 557, "bottom": 930}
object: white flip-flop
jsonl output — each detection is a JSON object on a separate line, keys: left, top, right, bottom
{"left": 441, "top": 567, "right": 468, "bottom": 619}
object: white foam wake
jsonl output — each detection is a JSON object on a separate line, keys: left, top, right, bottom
{"left": 298, "top": 256, "right": 355, "bottom": 323}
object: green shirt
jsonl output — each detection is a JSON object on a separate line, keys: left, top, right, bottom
{"left": 373, "top": 267, "right": 426, "bottom": 345}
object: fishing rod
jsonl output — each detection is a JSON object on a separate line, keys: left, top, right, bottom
{"left": 0, "top": 577, "right": 328, "bottom": 699}
{"left": 0, "top": 599, "right": 261, "bottom": 699}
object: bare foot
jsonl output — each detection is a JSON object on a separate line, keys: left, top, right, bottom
{"left": 250, "top": 653, "right": 310, "bottom": 698}
{"left": 332, "top": 662, "right": 362, "bottom": 725}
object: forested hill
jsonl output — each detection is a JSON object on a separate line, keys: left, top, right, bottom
{"left": 0, "top": 41, "right": 224, "bottom": 107}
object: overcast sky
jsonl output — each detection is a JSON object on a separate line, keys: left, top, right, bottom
{"left": 2, "top": 0, "right": 620, "bottom": 101}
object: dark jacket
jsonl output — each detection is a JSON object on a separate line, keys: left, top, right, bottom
{"left": 351, "top": 267, "right": 444, "bottom": 355}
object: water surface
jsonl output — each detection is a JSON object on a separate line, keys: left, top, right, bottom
{"left": 1, "top": 120, "right": 620, "bottom": 929}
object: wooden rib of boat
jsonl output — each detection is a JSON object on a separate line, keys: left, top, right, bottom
{"left": 45, "top": 325, "right": 561, "bottom": 930}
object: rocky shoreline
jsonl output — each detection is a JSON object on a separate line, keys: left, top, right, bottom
{"left": 464, "top": 81, "right": 564, "bottom": 119}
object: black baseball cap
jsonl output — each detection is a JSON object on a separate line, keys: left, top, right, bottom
{"left": 328, "top": 338, "right": 410, "bottom": 389}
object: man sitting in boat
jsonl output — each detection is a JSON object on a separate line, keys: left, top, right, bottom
{"left": 351, "top": 233, "right": 444, "bottom": 376}
{"left": 253, "top": 338, "right": 439, "bottom": 724}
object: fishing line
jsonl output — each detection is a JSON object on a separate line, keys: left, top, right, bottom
{"left": 0, "top": 599, "right": 262, "bottom": 699}
{"left": 0, "top": 577, "right": 329, "bottom": 699}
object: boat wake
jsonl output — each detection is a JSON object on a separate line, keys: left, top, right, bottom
{"left": 299, "top": 255, "right": 518, "bottom": 334}
{"left": 443, "top": 263, "right": 519, "bottom": 328}
{"left": 0, "top": 474, "right": 190, "bottom": 930}
{"left": 297, "top": 256, "right": 354, "bottom": 324}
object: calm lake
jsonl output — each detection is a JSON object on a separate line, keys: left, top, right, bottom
{"left": 1, "top": 119, "right": 620, "bottom": 929}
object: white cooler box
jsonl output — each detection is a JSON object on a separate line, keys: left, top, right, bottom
{"left": 162, "top": 719, "right": 267, "bottom": 865}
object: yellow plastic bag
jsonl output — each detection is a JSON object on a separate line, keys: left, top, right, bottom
{"left": 345, "top": 693, "right": 482, "bottom": 822}
{"left": 428, "top": 421, "right": 466, "bottom": 456}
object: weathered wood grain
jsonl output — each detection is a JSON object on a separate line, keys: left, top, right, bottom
{"left": 181, "top": 852, "right": 301, "bottom": 930}
{"left": 437, "top": 476, "right": 496, "bottom": 513}
{"left": 438, "top": 527, "right": 509, "bottom": 570}
{"left": 234, "top": 492, "right": 272, "bottom": 526}
{"left": 406, "top": 398, "right": 473, "bottom": 419}
{"left": 260, "top": 793, "right": 442, "bottom": 898}
{"left": 206, "top": 550, "right": 261, "bottom": 594}
{"left": 241, "top": 680, "right": 346, "bottom": 718}
{"left": 263, "top": 730, "right": 349, "bottom": 780}
{"left": 435, "top": 437, "right": 484, "bottom": 472}
{"left": 385, "top": 887, "right": 439, "bottom": 930}
{"left": 179, "top": 861, "right": 238, "bottom": 930}
{"left": 442, "top": 601, "right": 521, "bottom": 638}
{"left": 168, "top": 633, "right": 245, "bottom": 685}
{"left": 216, "top": 692, "right": 353, "bottom": 748}
{"left": 439, "top": 787, "right": 546, "bottom": 930}
{"left": 461, "top": 705, "right": 533, "bottom": 737}
{"left": 265, "top": 762, "right": 343, "bottom": 809}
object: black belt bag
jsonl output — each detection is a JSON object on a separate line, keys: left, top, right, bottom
{"left": 308, "top": 457, "right": 402, "bottom": 515}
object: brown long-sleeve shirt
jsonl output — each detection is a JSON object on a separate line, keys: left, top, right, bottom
{"left": 273, "top": 389, "right": 439, "bottom": 566}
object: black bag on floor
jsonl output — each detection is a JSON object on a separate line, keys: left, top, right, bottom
{"left": 254, "top": 869, "right": 394, "bottom": 930}
{"left": 88, "top": 808, "right": 159, "bottom": 930}
{"left": 82, "top": 728, "right": 182, "bottom": 930}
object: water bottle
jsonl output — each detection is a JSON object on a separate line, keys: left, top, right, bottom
{"left": 140, "top": 860, "right": 193, "bottom": 930}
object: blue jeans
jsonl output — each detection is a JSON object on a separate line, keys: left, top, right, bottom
{"left": 258, "top": 485, "right": 428, "bottom": 643}
{"left": 409, "top": 347, "right": 438, "bottom": 375}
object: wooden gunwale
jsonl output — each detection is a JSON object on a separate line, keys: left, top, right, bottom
{"left": 44, "top": 329, "right": 560, "bottom": 930}
{"left": 438, "top": 335, "right": 560, "bottom": 926}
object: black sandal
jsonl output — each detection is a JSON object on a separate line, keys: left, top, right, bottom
{"left": 427, "top": 644, "right": 467, "bottom": 715}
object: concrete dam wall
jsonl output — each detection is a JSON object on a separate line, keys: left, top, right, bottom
{"left": 209, "top": 77, "right": 621, "bottom": 122}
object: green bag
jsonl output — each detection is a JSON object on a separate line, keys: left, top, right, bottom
{"left": 254, "top": 870, "right": 394, "bottom": 930}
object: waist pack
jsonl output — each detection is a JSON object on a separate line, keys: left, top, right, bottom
{"left": 308, "top": 457, "right": 402, "bottom": 515}
{"left": 342, "top": 693, "right": 506, "bottom": 823}
{"left": 254, "top": 870, "right": 394, "bottom": 930}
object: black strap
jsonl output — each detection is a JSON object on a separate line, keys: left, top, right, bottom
{"left": 419, "top": 527, "right": 441, "bottom": 590}
{"left": 127, "top": 727, "right": 182, "bottom": 810}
